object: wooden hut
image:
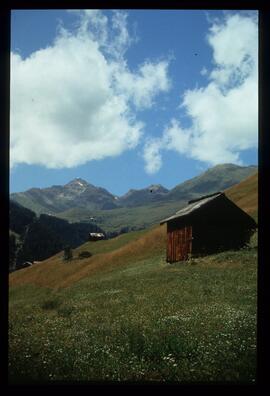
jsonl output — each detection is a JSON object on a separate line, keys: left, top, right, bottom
{"left": 89, "top": 232, "right": 105, "bottom": 241}
{"left": 160, "top": 192, "right": 257, "bottom": 263}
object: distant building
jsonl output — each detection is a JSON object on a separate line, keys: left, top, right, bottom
{"left": 160, "top": 192, "right": 257, "bottom": 263}
{"left": 89, "top": 232, "right": 105, "bottom": 241}
{"left": 18, "top": 261, "right": 33, "bottom": 269}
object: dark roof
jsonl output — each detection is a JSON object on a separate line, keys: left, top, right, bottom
{"left": 160, "top": 192, "right": 224, "bottom": 225}
{"left": 188, "top": 191, "right": 223, "bottom": 204}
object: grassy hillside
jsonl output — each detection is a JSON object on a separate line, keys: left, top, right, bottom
{"left": 10, "top": 171, "right": 258, "bottom": 290}
{"left": 167, "top": 164, "right": 257, "bottom": 200}
{"left": 225, "top": 172, "right": 258, "bottom": 221}
{"left": 9, "top": 173, "right": 258, "bottom": 383}
{"left": 9, "top": 225, "right": 165, "bottom": 289}
{"left": 9, "top": 242, "right": 257, "bottom": 383}
{"left": 57, "top": 200, "right": 187, "bottom": 232}
{"left": 10, "top": 192, "right": 53, "bottom": 216}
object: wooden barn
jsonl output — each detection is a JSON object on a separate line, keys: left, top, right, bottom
{"left": 160, "top": 192, "right": 257, "bottom": 263}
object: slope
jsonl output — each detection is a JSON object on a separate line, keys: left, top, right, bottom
{"left": 167, "top": 163, "right": 257, "bottom": 201}
{"left": 56, "top": 200, "right": 188, "bottom": 233}
{"left": 9, "top": 174, "right": 258, "bottom": 382}
{"left": 11, "top": 178, "right": 117, "bottom": 215}
{"left": 9, "top": 200, "right": 105, "bottom": 271}
{"left": 9, "top": 225, "right": 167, "bottom": 289}
{"left": 9, "top": 170, "right": 258, "bottom": 289}
{"left": 11, "top": 164, "right": 257, "bottom": 231}
{"left": 118, "top": 184, "right": 169, "bottom": 207}
{"left": 225, "top": 172, "right": 258, "bottom": 220}
{"left": 56, "top": 164, "right": 257, "bottom": 231}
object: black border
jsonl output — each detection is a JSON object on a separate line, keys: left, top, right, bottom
{"left": 0, "top": 4, "right": 10, "bottom": 391}
{"left": 1, "top": 0, "right": 270, "bottom": 390}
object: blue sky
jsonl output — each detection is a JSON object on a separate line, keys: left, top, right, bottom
{"left": 10, "top": 10, "right": 258, "bottom": 196}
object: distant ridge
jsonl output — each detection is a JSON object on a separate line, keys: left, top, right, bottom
{"left": 166, "top": 164, "right": 257, "bottom": 201}
{"left": 10, "top": 164, "right": 257, "bottom": 229}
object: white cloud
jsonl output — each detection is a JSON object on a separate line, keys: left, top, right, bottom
{"left": 114, "top": 60, "right": 171, "bottom": 109}
{"left": 143, "top": 138, "right": 163, "bottom": 174}
{"left": 143, "top": 118, "right": 191, "bottom": 174}
{"left": 143, "top": 12, "right": 258, "bottom": 173}
{"left": 208, "top": 14, "right": 257, "bottom": 74}
{"left": 200, "top": 67, "right": 208, "bottom": 76}
{"left": 11, "top": 10, "right": 170, "bottom": 169}
{"left": 163, "top": 119, "right": 191, "bottom": 153}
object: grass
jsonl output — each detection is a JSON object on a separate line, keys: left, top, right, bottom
{"left": 56, "top": 200, "right": 187, "bottom": 232}
{"left": 225, "top": 173, "right": 258, "bottom": 218}
{"left": 9, "top": 227, "right": 257, "bottom": 383}
{"left": 9, "top": 173, "right": 258, "bottom": 383}
{"left": 9, "top": 225, "right": 167, "bottom": 289}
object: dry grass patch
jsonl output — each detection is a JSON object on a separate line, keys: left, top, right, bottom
{"left": 226, "top": 173, "right": 258, "bottom": 216}
{"left": 9, "top": 225, "right": 166, "bottom": 289}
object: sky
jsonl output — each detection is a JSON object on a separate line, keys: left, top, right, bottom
{"left": 10, "top": 9, "right": 258, "bottom": 196}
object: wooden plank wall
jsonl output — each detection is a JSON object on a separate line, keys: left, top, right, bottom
{"left": 167, "top": 224, "right": 192, "bottom": 263}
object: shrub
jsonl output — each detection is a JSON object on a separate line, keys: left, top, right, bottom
{"left": 57, "top": 305, "right": 74, "bottom": 318}
{"left": 41, "top": 298, "right": 62, "bottom": 311}
{"left": 78, "top": 251, "right": 92, "bottom": 259}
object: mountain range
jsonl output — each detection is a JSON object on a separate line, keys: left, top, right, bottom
{"left": 11, "top": 164, "right": 257, "bottom": 218}
{"left": 10, "top": 165, "right": 258, "bottom": 286}
{"left": 9, "top": 163, "right": 258, "bottom": 271}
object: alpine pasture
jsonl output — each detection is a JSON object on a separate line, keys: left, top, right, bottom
{"left": 9, "top": 175, "right": 258, "bottom": 383}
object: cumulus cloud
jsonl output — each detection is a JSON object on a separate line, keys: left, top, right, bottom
{"left": 115, "top": 60, "right": 171, "bottom": 109}
{"left": 11, "top": 10, "right": 170, "bottom": 169}
{"left": 143, "top": 12, "right": 258, "bottom": 174}
{"left": 143, "top": 137, "right": 164, "bottom": 174}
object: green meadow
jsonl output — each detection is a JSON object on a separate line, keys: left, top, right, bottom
{"left": 9, "top": 228, "right": 257, "bottom": 383}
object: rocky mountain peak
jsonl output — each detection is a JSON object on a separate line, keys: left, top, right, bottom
{"left": 65, "top": 178, "right": 89, "bottom": 188}
{"left": 147, "top": 184, "right": 169, "bottom": 193}
{"left": 10, "top": 164, "right": 257, "bottom": 217}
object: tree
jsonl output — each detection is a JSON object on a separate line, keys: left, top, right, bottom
{"left": 63, "top": 245, "right": 73, "bottom": 261}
